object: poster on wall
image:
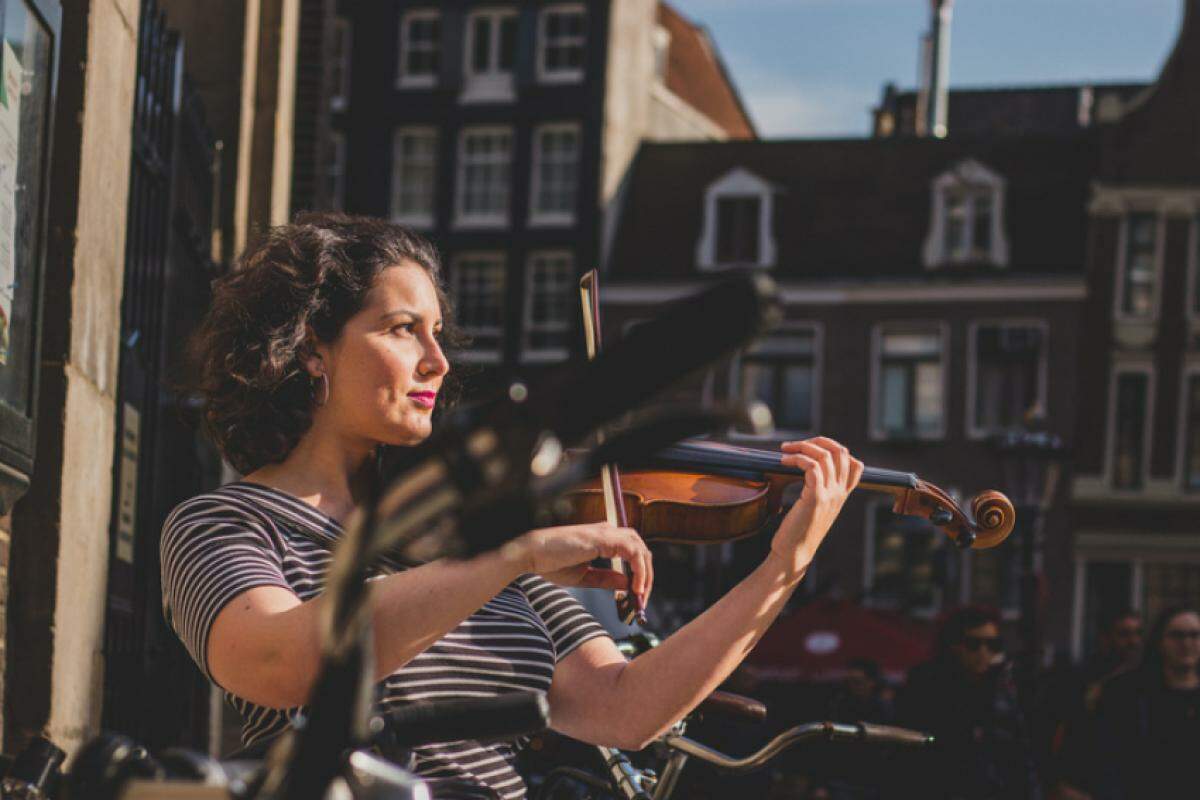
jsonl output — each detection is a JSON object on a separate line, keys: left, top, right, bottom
{"left": 0, "top": 40, "right": 22, "bottom": 366}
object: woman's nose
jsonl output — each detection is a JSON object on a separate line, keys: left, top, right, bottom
{"left": 420, "top": 337, "right": 450, "bottom": 377}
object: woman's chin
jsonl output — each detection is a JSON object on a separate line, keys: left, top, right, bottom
{"left": 383, "top": 418, "right": 434, "bottom": 446}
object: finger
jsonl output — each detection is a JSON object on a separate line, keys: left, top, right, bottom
{"left": 781, "top": 452, "right": 822, "bottom": 489}
{"left": 850, "top": 457, "right": 865, "bottom": 490}
{"left": 835, "top": 443, "right": 851, "bottom": 487}
{"left": 793, "top": 441, "right": 835, "bottom": 489}
{"left": 576, "top": 567, "right": 630, "bottom": 591}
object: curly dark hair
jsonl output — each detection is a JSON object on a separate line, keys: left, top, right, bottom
{"left": 187, "top": 212, "right": 465, "bottom": 474}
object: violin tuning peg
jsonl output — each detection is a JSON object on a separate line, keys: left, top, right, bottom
{"left": 930, "top": 507, "right": 953, "bottom": 526}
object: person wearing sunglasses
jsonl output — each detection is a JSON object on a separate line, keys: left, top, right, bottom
{"left": 1070, "top": 606, "right": 1200, "bottom": 799}
{"left": 894, "top": 605, "right": 1039, "bottom": 799}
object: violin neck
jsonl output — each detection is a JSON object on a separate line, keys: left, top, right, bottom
{"left": 653, "top": 440, "right": 919, "bottom": 492}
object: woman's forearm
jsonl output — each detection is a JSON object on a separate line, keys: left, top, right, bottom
{"left": 235, "top": 548, "right": 525, "bottom": 707}
{"left": 610, "top": 551, "right": 806, "bottom": 746}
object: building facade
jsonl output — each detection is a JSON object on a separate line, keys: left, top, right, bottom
{"left": 1068, "top": 0, "right": 1200, "bottom": 659}
{"left": 602, "top": 135, "right": 1088, "bottom": 649}
{"left": 320, "top": 0, "right": 753, "bottom": 382}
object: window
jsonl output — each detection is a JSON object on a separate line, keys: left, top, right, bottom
{"left": 530, "top": 124, "right": 580, "bottom": 225}
{"left": 456, "top": 128, "right": 512, "bottom": 227}
{"left": 923, "top": 159, "right": 1009, "bottom": 268}
{"left": 696, "top": 168, "right": 775, "bottom": 270}
{"left": 1118, "top": 213, "right": 1159, "bottom": 319}
{"left": 739, "top": 328, "right": 819, "bottom": 433}
{"left": 717, "top": 197, "right": 762, "bottom": 265}
{"left": 538, "top": 5, "right": 586, "bottom": 83}
{"left": 1110, "top": 369, "right": 1151, "bottom": 489}
{"left": 1190, "top": 220, "right": 1200, "bottom": 322}
{"left": 969, "top": 323, "right": 1046, "bottom": 437}
{"left": 330, "top": 17, "right": 351, "bottom": 111}
{"left": 524, "top": 252, "right": 574, "bottom": 358}
{"left": 1181, "top": 372, "right": 1200, "bottom": 492}
{"left": 391, "top": 128, "right": 437, "bottom": 227}
{"left": 398, "top": 10, "right": 440, "bottom": 88}
{"left": 866, "top": 502, "right": 940, "bottom": 612}
{"left": 323, "top": 131, "right": 346, "bottom": 211}
{"left": 873, "top": 326, "right": 945, "bottom": 439}
{"left": 969, "top": 538, "right": 1020, "bottom": 612}
{"left": 453, "top": 255, "right": 505, "bottom": 360}
{"left": 463, "top": 8, "right": 517, "bottom": 102}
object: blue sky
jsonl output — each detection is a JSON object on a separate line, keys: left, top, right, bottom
{"left": 669, "top": 0, "right": 1183, "bottom": 138}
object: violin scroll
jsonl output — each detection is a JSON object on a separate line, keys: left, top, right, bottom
{"left": 967, "top": 490, "right": 1016, "bottom": 549}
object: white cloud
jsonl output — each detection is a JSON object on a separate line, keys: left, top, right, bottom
{"left": 745, "top": 84, "right": 872, "bottom": 138}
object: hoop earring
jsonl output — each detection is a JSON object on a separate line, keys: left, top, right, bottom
{"left": 313, "top": 373, "right": 329, "bottom": 406}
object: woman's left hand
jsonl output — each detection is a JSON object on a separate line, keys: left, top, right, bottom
{"left": 769, "top": 437, "right": 863, "bottom": 580}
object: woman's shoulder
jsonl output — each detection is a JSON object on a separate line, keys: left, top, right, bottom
{"left": 162, "top": 483, "right": 282, "bottom": 544}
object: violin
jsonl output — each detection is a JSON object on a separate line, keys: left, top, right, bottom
{"left": 564, "top": 438, "right": 1015, "bottom": 550}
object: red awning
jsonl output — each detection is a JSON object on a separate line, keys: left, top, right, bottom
{"left": 744, "top": 599, "right": 933, "bottom": 683}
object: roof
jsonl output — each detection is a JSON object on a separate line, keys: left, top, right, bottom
{"left": 875, "top": 82, "right": 1150, "bottom": 139}
{"left": 657, "top": 2, "right": 756, "bottom": 139}
{"left": 607, "top": 134, "right": 1096, "bottom": 282}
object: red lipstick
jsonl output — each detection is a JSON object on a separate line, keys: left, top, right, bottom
{"left": 407, "top": 390, "right": 437, "bottom": 409}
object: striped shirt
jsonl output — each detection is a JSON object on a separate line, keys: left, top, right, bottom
{"left": 160, "top": 482, "right": 610, "bottom": 799}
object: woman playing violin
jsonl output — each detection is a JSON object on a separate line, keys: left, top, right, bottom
{"left": 160, "top": 212, "right": 863, "bottom": 799}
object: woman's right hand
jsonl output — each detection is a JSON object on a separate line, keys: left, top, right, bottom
{"left": 505, "top": 523, "right": 653, "bottom": 604}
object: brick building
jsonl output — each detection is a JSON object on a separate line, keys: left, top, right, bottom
{"left": 1068, "top": 0, "right": 1200, "bottom": 658}
{"left": 312, "top": 0, "right": 753, "bottom": 379}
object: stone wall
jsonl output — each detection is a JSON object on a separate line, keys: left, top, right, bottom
{"left": 5, "top": 0, "right": 140, "bottom": 755}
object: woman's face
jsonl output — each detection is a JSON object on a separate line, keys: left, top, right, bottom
{"left": 1161, "top": 611, "right": 1200, "bottom": 674}
{"left": 313, "top": 261, "right": 450, "bottom": 448}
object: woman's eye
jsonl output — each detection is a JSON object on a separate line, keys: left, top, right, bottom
{"left": 391, "top": 323, "right": 415, "bottom": 336}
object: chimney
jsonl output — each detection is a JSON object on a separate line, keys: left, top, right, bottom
{"left": 924, "top": 0, "right": 954, "bottom": 138}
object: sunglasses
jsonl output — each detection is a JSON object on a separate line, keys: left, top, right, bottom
{"left": 960, "top": 635, "right": 1004, "bottom": 653}
{"left": 1165, "top": 630, "right": 1200, "bottom": 642}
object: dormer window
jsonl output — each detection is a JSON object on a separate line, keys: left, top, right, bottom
{"left": 696, "top": 168, "right": 775, "bottom": 270}
{"left": 923, "top": 159, "right": 1009, "bottom": 268}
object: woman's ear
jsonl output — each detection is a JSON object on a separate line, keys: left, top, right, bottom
{"left": 302, "top": 326, "right": 326, "bottom": 378}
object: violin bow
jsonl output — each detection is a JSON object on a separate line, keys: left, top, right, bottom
{"left": 580, "top": 269, "right": 646, "bottom": 626}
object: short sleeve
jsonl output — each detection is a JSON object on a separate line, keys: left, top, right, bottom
{"left": 160, "top": 494, "right": 293, "bottom": 683}
{"left": 518, "top": 575, "right": 611, "bottom": 662}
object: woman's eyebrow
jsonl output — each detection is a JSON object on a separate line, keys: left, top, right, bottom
{"left": 380, "top": 309, "right": 443, "bottom": 327}
{"left": 380, "top": 309, "right": 420, "bottom": 322}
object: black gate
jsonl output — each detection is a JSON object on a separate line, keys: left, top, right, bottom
{"left": 100, "top": 0, "right": 224, "bottom": 752}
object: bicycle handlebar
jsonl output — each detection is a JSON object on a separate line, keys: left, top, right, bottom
{"left": 661, "top": 721, "right": 933, "bottom": 773}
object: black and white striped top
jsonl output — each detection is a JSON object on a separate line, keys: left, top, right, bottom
{"left": 160, "top": 482, "right": 610, "bottom": 800}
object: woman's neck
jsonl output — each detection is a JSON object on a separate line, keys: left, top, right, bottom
{"left": 244, "top": 429, "right": 377, "bottom": 522}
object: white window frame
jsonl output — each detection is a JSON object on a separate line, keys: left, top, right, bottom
{"left": 1176, "top": 358, "right": 1200, "bottom": 491}
{"left": 869, "top": 321, "right": 949, "bottom": 442}
{"left": 922, "top": 159, "right": 1010, "bottom": 269}
{"left": 696, "top": 167, "right": 776, "bottom": 270}
{"left": 728, "top": 322, "right": 823, "bottom": 441}
{"left": 454, "top": 126, "right": 513, "bottom": 228}
{"left": 1112, "top": 211, "right": 1166, "bottom": 324}
{"left": 462, "top": 7, "right": 518, "bottom": 103}
{"left": 529, "top": 122, "right": 581, "bottom": 227}
{"left": 1104, "top": 360, "right": 1156, "bottom": 491}
{"left": 397, "top": 9, "right": 441, "bottom": 89}
{"left": 537, "top": 3, "right": 586, "bottom": 84}
{"left": 863, "top": 496, "right": 941, "bottom": 618}
{"left": 390, "top": 127, "right": 437, "bottom": 228}
{"left": 452, "top": 252, "right": 506, "bottom": 364}
{"left": 965, "top": 319, "right": 1050, "bottom": 440}
{"left": 522, "top": 250, "right": 574, "bottom": 362}
{"left": 325, "top": 130, "right": 346, "bottom": 211}
{"left": 329, "top": 17, "right": 351, "bottom": 111}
